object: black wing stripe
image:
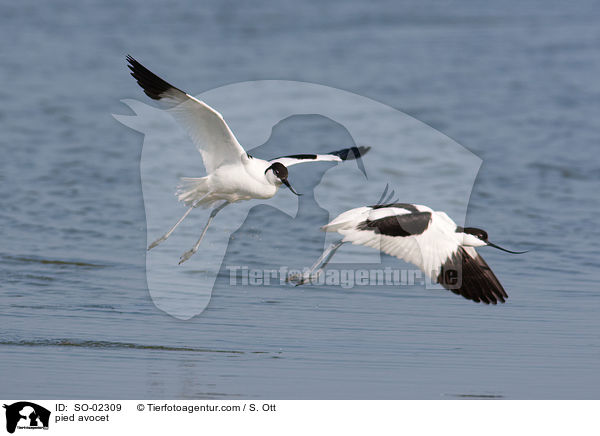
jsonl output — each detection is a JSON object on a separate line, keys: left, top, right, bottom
{"left": 438, "top": 247, "right": 508, "bottom": 304}
{"left": 126, "top": 55, "right": 184, "bottom": 101}
{"left": 272, "top": 146, "right": 370, "bottom": 162}
{"left": 369, "top": 203, "right": 420, "bottom": 213}
{"left": 356, "top": 212, "right": 432, "bottom": 237}
{"left": 279, "top": 154, "right": 318, "bottom": 160}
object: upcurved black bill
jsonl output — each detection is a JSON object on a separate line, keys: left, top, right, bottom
{"left": 282, "top": 179, "right": 302, "bottom": 196}
{"left": 487, "top": 241, "right": 529, "bottom": 254}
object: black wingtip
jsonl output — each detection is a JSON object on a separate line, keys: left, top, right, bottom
{"left": 126, "top": 55, "right": 182, "bottom": 100}
{"left": 328, "top": 145, "right": 370, "bottom": 178}
{"left": 438, "top": 247, "right": 508, "bottom": 304}
{"left": 375, "top": 183, "right": 399, "bottom": 206}
{"left": 329, "top": 145, "right": 371, "bottom": 161}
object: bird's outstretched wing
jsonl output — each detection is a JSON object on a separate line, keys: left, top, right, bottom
{"left": 127, "top": 55, "right": 247, "bottom": 173}
{"left": 437, "top": 247, "right": 508, "bottom": 304}
{"left": 269, "top": 146, "right": 370, "bottom": 167}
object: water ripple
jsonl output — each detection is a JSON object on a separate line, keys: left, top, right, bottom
{"left": 0, "top": 338, "right": 247, "bottom": 355}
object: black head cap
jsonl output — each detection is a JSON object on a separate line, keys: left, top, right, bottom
{"left": 459, "top": 227, "right": 489, "bottom": 241}
{"left": 266, "top": 162, "right": 288, "bottom": 180}
{"left": 266, "top": 162, "right": 301, "bottom": 195}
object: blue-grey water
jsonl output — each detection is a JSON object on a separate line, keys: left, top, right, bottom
{"left": 1, "top": 0, "right": 600, "bottom": 399}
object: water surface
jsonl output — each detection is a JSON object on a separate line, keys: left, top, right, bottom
{"left": 1, "top": 0, "right": 599, "bottom": 399}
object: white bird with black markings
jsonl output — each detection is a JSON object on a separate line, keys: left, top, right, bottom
{"left": 289, "top": 189, "right": 527, "bottom": 304}
{"left": 126, "top": 55, "right": 370, "bottom": 264}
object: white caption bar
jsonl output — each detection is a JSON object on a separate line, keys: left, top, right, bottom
{"left": 0, "top": 400, "right": 597, "bottom": 436}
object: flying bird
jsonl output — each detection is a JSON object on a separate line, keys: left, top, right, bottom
{"left": 289, "top": 193, "right": 526, "bottom": 304}
{"left": 126, "top": 55, "right": 370, "bottom": 263}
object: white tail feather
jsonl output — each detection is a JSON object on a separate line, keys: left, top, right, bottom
{"left": 177, "top": 177, "right": 210, "bottom": 206}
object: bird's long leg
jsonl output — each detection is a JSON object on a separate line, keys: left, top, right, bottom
{"left": 287, "top": 240, "right": 345, "bottom": 286}
{"left": 179, "top": 201, "right": 230, "bottom": 265}
{"left": 148, "top": 206, "right": 193, "bottom": 251}
{"left": 147, "top": 194, "right": 209, "bottom": 250}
